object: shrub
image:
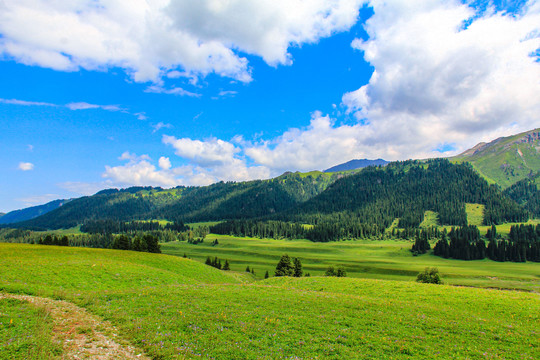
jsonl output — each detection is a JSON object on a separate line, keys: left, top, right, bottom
{"left": 416, "top": 267, "right": 443, "bottom": 284}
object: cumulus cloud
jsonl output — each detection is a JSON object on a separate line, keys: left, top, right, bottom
{"left": 158, "top": 156, "right": 172, "bottom": 170}
{"left": 163, "top": 135, "right": 241, "bottom": 167}
{"left": 18, "top": 162, "right": 34, "bottom": 171}
{"left": 245, "top": 112, "right": 367, "bottom": 172}
{"left": 0, "top": 0, "right": 363, "bottom": 83}
{"left": 103, "top": 155, "right": 178, "bottom": 188}
{"left": 342, "top": 0, "right": 540, "bottom": 155}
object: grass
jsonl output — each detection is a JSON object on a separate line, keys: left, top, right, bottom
{"left": 419, "top": 211, "right": 439, "bottom": 227}
{"left": 1, "top": 243, "right": 538, "bottom": 359}
{"left": 162, "top": 234, "right": 540, "bottom": 291}
{"left": 0, "top": 297, "right": 61, "bottom": 359}
{"left": 466, "top": 203, "right": 485, "bottom": 226}
{"left": 187, "top": 221, "right": 221, "bottom": 228}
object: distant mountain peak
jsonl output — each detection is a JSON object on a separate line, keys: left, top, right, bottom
{"left": 324, "top": 159, "right": 389, "bottom": 173}
{"left": 451, "top": 128, "right": 540, "bottom": 188}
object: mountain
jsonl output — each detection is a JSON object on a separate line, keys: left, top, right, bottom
{"left": 13, "top": 172, "right": 341, "bottom": 230}
{"left": 451, "top": 128, "right": 540, "bottom": 188}
{"left": 324, "top": 159, "right": 389, "bottom": 173}
{"left": 0, "top": 199, "right": 70, "bottom": 225}
{"left": 283, "top": 159, "right": 526, "bottom": 228}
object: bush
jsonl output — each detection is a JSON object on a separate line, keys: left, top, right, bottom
{"left": 416, "top": 267, "right": 443, "bottom": 284}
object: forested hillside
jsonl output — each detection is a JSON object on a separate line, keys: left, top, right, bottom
{"left": 12, "top": 172, "right": 339, "bottom": 230}
{"left": 284, "top": 159, "right": 526, "bottom": 228}
{"left": 504, "top": 171, "right": 540, "bottom": 218}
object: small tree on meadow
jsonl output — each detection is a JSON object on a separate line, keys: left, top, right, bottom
{"left": 416, "top": 267, "right": 443, "bottom": 284}
{"left": 274, "top": 254, "right": 294, "bottom": 277}
{"left": 264, "top": 270, "right": 269, "bottom": 279}
{"left": 325, "top": 266, "right": 336, "bottom": 276}
{"left": 223, "top": 260, "right": 230, "bottom": 270}
{"left": 336, "top": 267, "right": 347, "bottom": 277}
{"left": 293, "top": 258, "right": 303, "bottom": 277}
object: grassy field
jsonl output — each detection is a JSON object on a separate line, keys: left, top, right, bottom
{"left": 162, "top": 234, "right": 540, "bottom": 291}
{"left": 1, "top": 243, "right": 538, "bottom": 359}
{"left": 466, "top": 203, "right": 485, "bottom": 226}
{"left": 0, "top": 296, "right": 61, "bottom": 359}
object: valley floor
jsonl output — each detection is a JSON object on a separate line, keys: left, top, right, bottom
{"left": 162, "top": 234, "right": 540, "bottom": 292}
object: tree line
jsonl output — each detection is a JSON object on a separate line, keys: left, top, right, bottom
{"left": 431, "top": 224, "right": 540, "bottom": 262}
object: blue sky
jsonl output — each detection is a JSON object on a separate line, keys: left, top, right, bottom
{"left": 0, "top": 0, "right": 539, "bottom": 213}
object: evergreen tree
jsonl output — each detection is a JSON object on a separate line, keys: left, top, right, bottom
{"left": 246, "top": 266, "right": 251, "bottom": 272}
{"left": 223, "top": 260, "right": 230, "bottom": 270}
{"left": 264, "top": 270, "right": 269, "bottom": 279}
{"left": 293, "top": 258, "right": 303, "bottom": 277}
{"left": 274, "top": 254, "right": 294, "bottom": 276}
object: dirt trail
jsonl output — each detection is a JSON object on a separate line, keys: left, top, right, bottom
{"left": 1, "top": 293, "right": 149, "bottom": 360}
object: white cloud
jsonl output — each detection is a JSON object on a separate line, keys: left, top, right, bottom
{"left": 342, "top": 0, "right": 540, "bottom": 155}
{"left": 145, "top": 85, "right": 200, "bottom": 97}
{"left": 66, "top": 102, "right": 123, "bottom": 111}
{"left": 103, "top": 155, "right": 178, "bottom": 188}
{"left": 0, "top": 98, "right": 56, "bottom": 107}
{"left": 18, "top": 162, "right": 34, "bottom": 171}
{"left": 245, "top": 112, "right": 372, "bottom": 172}
{"left": 163, "top": 135, "right": 241, "bottom": 167}
{"left": 158, "top": 156, "right": 172, "bottom": 170}
{"left": 152, "top": 122, "right": 173, "bottom": 133}
{"left": 27, "top": 144, "right": 34, "bottom": 151}
{"left": 0, "top": 0, "right": 364, "bottom": 83}
{"left": 217, "top": 90, "right": 238, "bottom": 97}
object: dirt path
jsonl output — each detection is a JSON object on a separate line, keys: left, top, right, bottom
{"left": 0, "top": 293, "right": 149, "bottom": 360}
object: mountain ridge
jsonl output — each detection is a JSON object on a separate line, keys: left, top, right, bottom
{"left": 0, "top": 199, "right": 71, "bottom": 225}
{"left": 324, "top": 158, "right": 389, "bottom": 173}
{"left": 451, "top": 128, "right": 540, "bottom": 188}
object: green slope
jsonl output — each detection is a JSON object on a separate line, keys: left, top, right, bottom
{"left": 1, "top": 244, "right": 538, "bottom": 359}
{"left": 451, "top": 128, "right": 540, "bottom": 188}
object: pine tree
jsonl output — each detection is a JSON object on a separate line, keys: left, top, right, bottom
{"left": 264, "top": 270, "right": 269, "bottom": 279}
{"left": 246, "top": 266, "right": 251, "bottom": 272}
{"left": 293, "top": 257, "right": 303, "bottom": 277}
{"left": 274, "top": 254, "right": 294, "bottom": 276}
{"left": 223, "top": 260, "right": 230, "bottom": 270}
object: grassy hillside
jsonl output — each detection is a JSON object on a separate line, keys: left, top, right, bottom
{"left": 451, "top": 128, "right": 540, "bottom": 188}
{"left": 1, "top": 244, "right": 538, "bottom": 359}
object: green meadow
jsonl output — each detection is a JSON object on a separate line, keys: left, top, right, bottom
{"left": 162, "top": 234, "right": 540, "bottom": 291}
{"left": 1, "top": 243, "right": 538, "bottom": 359}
